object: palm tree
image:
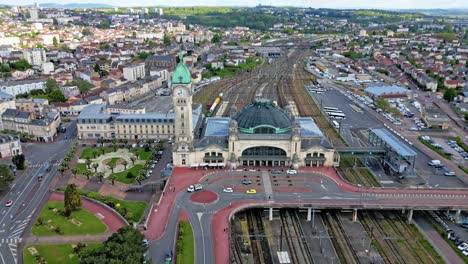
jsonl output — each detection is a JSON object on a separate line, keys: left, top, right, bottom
{"left": 98, "top": 137, "right": 104, "bottom": 147}
{"left": 130, "top": 156, "right": 136, "bottom": 165}
{"left": 96, "top": 172, "right": 104, "bottom": 183}
{"left": 92, "top": 150, "right": 98, "bottom": 159}
{"left": 107, "top": 164, "right": 116, "bottom": 174}
{"left": 60, "top": 161, "right": 69, "bottom": 170}
{"left": 71, "top": 168, "right": 78, "bottom": 178}
{"left": 92, "top": 163, "right": 99, "bottom": 173}
{"left": 64, "top": 156, "right": 71, "bottom": 163}
{"left": 85, "top": 157, "right": 92, "bottom": 169}
{"left": 100, "top": 146, "right": 106, "bottom": 154}
{"left": 108, "top": 174, "right": 116, "bottom": 185}
{"left": 122, "top": 138, "right": 128, "bottom": 145}
{"left": 123, "top": 160, "right": 128, "bottom": 170}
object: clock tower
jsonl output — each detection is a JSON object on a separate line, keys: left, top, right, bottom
{"left": 172, "top": 53, "right": 193, "bottom": 166}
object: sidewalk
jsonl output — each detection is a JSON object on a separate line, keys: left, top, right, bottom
{"left": 24, "top": 233, "right": 112, "bottom": 245}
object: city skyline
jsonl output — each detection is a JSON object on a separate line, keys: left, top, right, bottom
{"left": 1, "top": 0, "right": 468, "bottom": 9}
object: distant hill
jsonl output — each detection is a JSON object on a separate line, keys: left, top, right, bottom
{"left": 1, "top": 3, "right": 114, "bottom": 8}
{"left": 41, "top": 3, "right": 114, "bottom": 8}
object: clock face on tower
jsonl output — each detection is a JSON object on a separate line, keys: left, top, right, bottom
{"left": 176, "top": 87, "right": 186, "bottom": 97}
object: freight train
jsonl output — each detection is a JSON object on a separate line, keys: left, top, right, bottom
{"left": 206, "top": 92, "right": 224, "bottom": 117}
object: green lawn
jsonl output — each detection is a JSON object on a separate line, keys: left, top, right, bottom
{"left": 135, "top": 148, "right": 152, "bottom": 160}
{"left": 61, "top": 189, "right": 147, "bottom": 224}
{"left": 23, "top": 243, "right": 101, "bottom": 264}
{"left": 176, "top": 221, "right": 194, "bottom": 264}
{"left": 106, "top": 157, "right": 118, "bottom": 166}
{"left": 112, "top": 164, "right": 144, "bottom": 184}
{"left": 76, "top": 163, "right": 91, "bottom": 175}
{"left": 32, "top": 202, "right": 107, "bottom": 236}
{"left": 80, "top": 147, "right": 114, "bottom": 159}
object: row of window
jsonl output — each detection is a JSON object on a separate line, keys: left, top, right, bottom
{"left": 116, "top": 118, "right": 174, "bottom": 123}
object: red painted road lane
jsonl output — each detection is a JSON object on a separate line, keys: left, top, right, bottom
{"left": 49, "top": 192, "right": 127, "bottom": 233}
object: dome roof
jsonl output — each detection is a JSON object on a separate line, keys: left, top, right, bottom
{"left": 235, "top": 99, "right": 293, "bottom": 134}
{"left": 172, "top": 54, "right": 191, "bottom": 84}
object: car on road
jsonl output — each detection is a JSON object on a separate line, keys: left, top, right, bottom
{"left": 142, "top": 239, "right": 149, "bottom": 246}
{"left": 194, "top": 184, "right": 203, "bottom": 191}
{"left": 223, "top": 187, "right": 233, "bottom": 193}
{"left": 5, "top": 200, "right": 12, "bottom": 207}
{"left": 242, "top": 179, "right": 252, "bottom": 185}
{"left": 444, "top": 171, "right": 456, "bottom": 176}
{"left": 187, "top": 185, "right": 195, "bottom": 192}
{"left": 246, "top": 189, "right": 257, "bottom": 194}
{"left": 286, "top": 169, "right": 297, "bottom": 175}
{"left": 165, "top": 251, "right": 173, "bottom": 262}
{"left": 271, "top": 169, "right": 282, "bottom": 174}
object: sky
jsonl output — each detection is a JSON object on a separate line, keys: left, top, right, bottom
{"left": 1, "top": 0, "right": 468, "bottom": 9}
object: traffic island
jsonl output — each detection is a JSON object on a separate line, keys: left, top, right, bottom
{"left": 189, "top": 190, "right": 218, "bottom": 204}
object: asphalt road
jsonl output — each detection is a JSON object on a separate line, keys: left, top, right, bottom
{"left": 148, "top": 169, "right": 468, "bottom": 264}
{"left": 0, "top": 137, "right": 74, "bottom": 264}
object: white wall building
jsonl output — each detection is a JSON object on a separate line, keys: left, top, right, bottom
{"left": 23, "top": 48, "right": 46, "bottom": 66}
{"left": 123, "top": 63, "right": 145, "bottom": 81}
{"left": 0, "top": 79, "right": 46, "bottom": 96}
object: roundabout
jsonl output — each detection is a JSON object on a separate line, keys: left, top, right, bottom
{"left": 189, "top": 190, "right": 219, "bottom": 204}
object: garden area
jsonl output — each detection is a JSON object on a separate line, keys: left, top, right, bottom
{"left": 176, "top": 221, "right": 194, "bottom": 264}
{"left": 24, "top": 243, "right": 101, "bottom": 264}
{"left": 31, "top": 201, "right": 107, "bottom": 236}
{"left": 56, "top": 188, "right": 147, "bottom": 224}
{"left": 69, "top": 139, "right": 166, "bottom": 184}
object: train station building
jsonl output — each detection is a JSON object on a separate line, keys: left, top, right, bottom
{"left": 172, "top": 59, "right": 339, "bottom": 168}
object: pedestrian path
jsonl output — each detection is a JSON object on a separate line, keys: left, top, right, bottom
{"left": 262, "top": 171, "right": 273, "bottom": 199}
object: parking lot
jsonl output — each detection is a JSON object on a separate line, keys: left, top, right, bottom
{"left": 310, "top": 88, "right": 465, "bottom": 188}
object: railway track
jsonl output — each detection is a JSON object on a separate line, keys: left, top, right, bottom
{"left": 245, "top": 210, "right": 273, "bottom": 264}
{"left": 279, "top": 210, "right": 313, "bottom": 264}
{"left": 322, "top": 211, "right": 359, "bottom": 264}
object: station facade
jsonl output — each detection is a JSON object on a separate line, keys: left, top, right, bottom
{"left": 171, "top": 59, "right": 339, "bottom": 168}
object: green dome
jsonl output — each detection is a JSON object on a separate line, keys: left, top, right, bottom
{"left": 172, "top": 54, "right": 191, "bottom": 84}
{"left": 235, "top": 99, "right": 293, "bottom": 134}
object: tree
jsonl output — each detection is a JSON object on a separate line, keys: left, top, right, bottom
{"left": 12, "top": 154, "right": 25, "bottom": 170}
{"left": 122, "top": 160, "right": 128, "bottom": 170}
{"left": 211, "top": 33, "right": 221, "bottom": 43}
{"left": 64, "top": 183, "right": 82, "bottom": 211}
{"left": 464, "top": 112, "right": 468, "bottom": 121}
{"left": 96, "top": 172, "right": 104, "bottom": 183}
{"left": 11, "top": 59, "right": 32, "bottom": 71}
{"left": 92, "top": 163, "right": 99, "bottom": 173}
{"left": 71, "top": 168, "right": 78, "bottom": 179}
{"left": 108, "top": 174, "right": 116, "bottom": 185}
{"left": 94, "top": 63, "right": 100, "bottom": 74}
{"left": 163, "top": 34, "right": 171, "bottom": 46}
{"left": 82, "top": 28, "right": 93, "bottom": 36}
{"left": 85, "top": 157, "right": 92, "bottom": 169}
{"left": 58, "top": 165, "right": 66, "bottom": 176}
{"left": 84, "top": 170, "right": 93, "bottom": 180}
{"left": 108, "top": 164, "right": 116, "bottom": 174}
{"left": 92, "top": 150, "right": 98, "bottom": 159}
{"left": 77, "top": 80, "right": 94, "bottom": 94}
{"left": 112, "top": 138, "right": 117, "bottom": 151}
{"left": 0, "top": 164, "right": 15, "bottom": 191}
{"left": 374, "top": 98, "right": 390, "bottom": 111}
{"left": 52, "top": 36, "right": 58, "bottom": 46}
{"left": 130, "top": 156, "right": 136, "bottom": 165}
{"left": 80, "top": 226, "right": 146, "bottom": 264}
{"left": 444, "top": 88, "right": 458, "bottom": 102}
{"left": 45, "top": 78, "right": 60, "bottom": 93}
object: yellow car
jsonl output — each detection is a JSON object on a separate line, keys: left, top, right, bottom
{"left": 246, "top": 189, "right": 257, "bottom": 194}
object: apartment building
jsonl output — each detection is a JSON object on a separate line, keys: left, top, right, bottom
{"left": 0, "top": 78, "right": 46, "bottom": 97}
{"left": 0, "top": 134, "right": 22, "bottom": 158}
{"left": 22, "top": 48, "right": 46, "bottom": 66}
{"left": 1, "top": 109, "right": 61, "bottom": 141}
{"left": 123, "top": 63, "right": 145, "bottom": 81}
{"left": 100, "top": 79, "right": 157, "bottom": 105}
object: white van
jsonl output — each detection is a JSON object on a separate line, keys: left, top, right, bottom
{"left": 428, "top": 160, "right": 441, "bottom": 166}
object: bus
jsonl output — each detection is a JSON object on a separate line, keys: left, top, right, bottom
{"left": 323, "top": 106, "right": 339, "bottom": 111}
{"left": 328, "top": 112, "right": 346, "bottom": 119}
{"left": 332, "top": 120, "right": 340, "bottom": 129}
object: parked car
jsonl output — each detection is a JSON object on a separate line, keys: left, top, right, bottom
{"left": 246, "top": 189, "right": 257, "bottom": 194}
{"left": 5, "top": 200, "right": 12, "bottom": 207}
{"left": 286, "top": 169, "right": 297, "bottom": 175}
{"left": 444, "top": 171, "right": 456, "bottom": 176}
{"left": 271, "top": 169, "right": 282, "bottom": 174}
{"left": 458, "top": 242, "right": 468, "bottom": 251}
{"left": 242, "top": 179, "right": 252, "bottom": 185}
